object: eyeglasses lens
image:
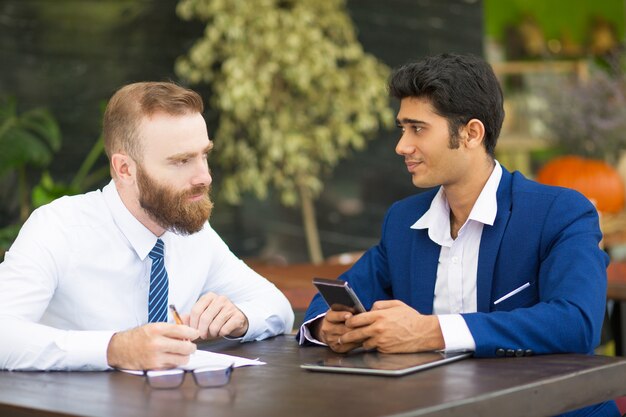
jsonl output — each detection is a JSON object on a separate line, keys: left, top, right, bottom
{"left": 192, "top": 365, "right": 233, "bottom": 387}
{"left": 146, "top": 369, "right": 185, "bottom": 389}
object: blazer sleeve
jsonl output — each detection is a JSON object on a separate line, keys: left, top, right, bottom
{"left": 298, "top": 207, "right": 397, "bottom": 332}
{"left": 463, "top": 189, "right": 609, "bottom": 357}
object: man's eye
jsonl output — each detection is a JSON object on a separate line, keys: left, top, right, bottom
{"left": 413, "top": 126, "right": 422, "bottom": 133}
{"left": 177, "top": 159, "right": 189, "bottom": 165}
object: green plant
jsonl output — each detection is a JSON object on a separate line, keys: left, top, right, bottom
{"left": 176, "top": 0, "right": 393, "bottom": 263}
{"left": 0, "top": 96, "right": 61, "bottom": 221}
{"left": 31, "top": 102, "right": 109, "bottom": 209}
{"left": 31, "top": 132, "right": 108, "bottom": 209}
{"left": 0, "top": 99, "right": 109, "bottom": 260}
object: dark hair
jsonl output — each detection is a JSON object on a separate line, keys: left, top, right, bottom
{"left": 389, "top": 53, "right": 504, "bottom": 157}
{"left": 103, "top": 81, "right": 204, "bottom": 161}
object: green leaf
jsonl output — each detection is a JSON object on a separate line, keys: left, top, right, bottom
{"left": 0, "top": 223, "right": 23, "bottom": 254}
{"left": 0, "top": 96, "right": 62, "bottom": 177}
{"left": 20, "top": 108, "right": 62, "bottom": 151}
{"left": 31, "top": 172, "right": 79, "bottom": 209}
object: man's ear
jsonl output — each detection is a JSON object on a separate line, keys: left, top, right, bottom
{"left": 110, "top": 153, "right": 136, "bottom": 183}
{"left": 462, "top": 118, "right": 485, "bottom": 150}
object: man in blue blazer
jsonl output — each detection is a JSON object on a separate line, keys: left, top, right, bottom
{"left": 298, "top": 54, "right": 617, "bottom": 416}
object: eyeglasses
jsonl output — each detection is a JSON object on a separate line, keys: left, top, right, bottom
{"left": 145, "top": 363, "right": 233, "bottom": 389}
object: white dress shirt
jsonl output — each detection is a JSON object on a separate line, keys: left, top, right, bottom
{"left": 300, "top": 162, "right": 502, "bottom": 351}
{"left": 411, "top": 161, "right": 502, "bottom": 351}
{"left": 0, "top": 180, "right": 294, "bottom": 371}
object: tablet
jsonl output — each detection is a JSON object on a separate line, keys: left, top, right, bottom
{"left": 300, "top": 350, "right": 472, "bottom": 376}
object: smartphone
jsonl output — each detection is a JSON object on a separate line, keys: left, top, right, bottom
{"left": 312, "top": 277, "right": 366, "bottom": 314}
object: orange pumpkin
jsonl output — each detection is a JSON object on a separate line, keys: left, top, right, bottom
{"left": 536, "top": 156, "right": 625, "bottom": 213}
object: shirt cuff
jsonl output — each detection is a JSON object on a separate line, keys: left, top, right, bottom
{"left": 437, "top": 314, "right": 476, "bottom": 352}
{"left": 297, "top": 312, "right": 328, "bottom": 346}
{"left": 235, "top": 300, "right": 294, "bottom": 342}
{"left": 55, "top": 330, "right": 117, "bottom": 370}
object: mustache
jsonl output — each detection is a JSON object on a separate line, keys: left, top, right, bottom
{"left": 183, "top": 184, "right": 210, "bottom": 198}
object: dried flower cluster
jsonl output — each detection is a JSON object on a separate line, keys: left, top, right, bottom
{"left": 532, "top": 53, "right": 626, "bottom": 163}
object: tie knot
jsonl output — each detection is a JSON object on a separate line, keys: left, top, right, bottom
{"left": 149, "top": 239, "right": 165, "bottom": 260}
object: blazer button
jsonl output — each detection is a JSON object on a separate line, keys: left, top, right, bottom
{"left": 496, "top": 348, "right": 505, "bottom": 357}
{"left": 506, "top": 349, "right": 515, "bottom": 357}
{"left": 515, "top": 349, "right": 524, "bottom": 357}
{"left": 524, "top": 349, "right": 533, "bottom": 356}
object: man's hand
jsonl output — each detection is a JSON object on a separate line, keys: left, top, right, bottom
{"left": 107, "top": 323, "right": 200, "bottom": 370}
{"left": 312, "top": 309, "right": 361, "bottom": 353}
{"left": 342, "top": 300, "right": 444, "bottom": 353}
{"left": 186, "top": 292, "right": 249, "bottom": 339}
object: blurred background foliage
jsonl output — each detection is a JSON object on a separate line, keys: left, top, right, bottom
{"left": 484, "top": 0, "right": 624, "bottom": 49}
{"left": 11, "top": 1, "right": 626, "bottom": 263}
{"left": 0, "top": 94, "right": 108, "bottom": 253}
{"left": 0, "top": 96, "right": 61, "bottom": 221}
{"left": 175, "top": 0, "right": 393, "bottom": 263}
{"left": 529, "top": 53, "right": 626, "bottom": 163}
{"left": 0, "top": 0, "right": 483, "bottom": 262}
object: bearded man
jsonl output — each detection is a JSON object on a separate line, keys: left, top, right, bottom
{"left": 0, "top": 82, "right": 294, "bottom": 371}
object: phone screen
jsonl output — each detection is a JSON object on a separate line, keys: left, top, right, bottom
{"left": 312, "top": 278, "right": 366, "bottom": 314}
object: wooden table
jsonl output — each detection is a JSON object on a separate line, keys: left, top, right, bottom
{"left": 607, "top": 262, "right": 626, "bottom": 356}
{"left": 1, "top": 336, "right": 625, "bottom": 417}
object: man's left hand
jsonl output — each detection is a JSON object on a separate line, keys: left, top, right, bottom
{"left": 342, "top": 300, "right": 444, "bottom": 353}
{"left": 184, "top": 292, "right": 249, "bottom": 339}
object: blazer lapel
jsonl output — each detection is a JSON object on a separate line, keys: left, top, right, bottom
{"left": 476, "top": 167, "right": 513, "bottom": 312}
{"left": 410, "top": 229, "right": 441, "bottom": 314}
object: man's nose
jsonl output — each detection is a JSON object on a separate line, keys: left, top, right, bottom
{"left": 395, "top": 134, "right": 415, "bottom": 156}
{"left": 193, "top": 161, "right": 212, "bottom": 187}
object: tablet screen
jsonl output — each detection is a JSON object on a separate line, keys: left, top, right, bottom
{"left": 301, "top": 350, "right": 471, "bottom": 376}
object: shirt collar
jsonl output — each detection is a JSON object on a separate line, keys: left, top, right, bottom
{"left": 102, "top": 180, "right": 163, "bottom": 261}
{"left": 466, "top": 160, "right": 502, "bottom": 226}
{"left": 410, "top": 161, "right": 503, "bottom": 242}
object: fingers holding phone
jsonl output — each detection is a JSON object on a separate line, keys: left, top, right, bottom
{"left": 312, "top": 310, "right": 360, "bottom": 353}
{"left": 311, "top": 277, "right": 369, "bottom": 353}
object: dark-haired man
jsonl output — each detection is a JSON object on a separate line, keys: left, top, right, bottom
{"left": 0, "top": 82, "right": 294, "bottom": 371}
{"left": 299, "top": 54, "right": 617, "bottom": 416}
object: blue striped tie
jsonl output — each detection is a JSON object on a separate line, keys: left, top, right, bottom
{"left": 148, "top": 238, "right": 169, "bottom": 323}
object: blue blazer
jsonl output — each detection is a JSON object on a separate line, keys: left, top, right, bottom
{"left": 302, "top": 167, "right": 617, "bottom": 416}
{"left": 303, "top": 167, "right": 609, "bottom": 358}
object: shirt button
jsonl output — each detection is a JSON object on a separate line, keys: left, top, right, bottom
{"left": 451, "top": 256, "right": 459, "bottom": 264}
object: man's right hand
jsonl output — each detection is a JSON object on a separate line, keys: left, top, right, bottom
{"left": 106, "top": 323, "right": 200, "bottom": 370}
{"left": 313, "top": 309, "right": 362, "bottom": 353}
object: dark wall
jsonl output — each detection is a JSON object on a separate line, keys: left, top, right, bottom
{"left": 348, "top": 0, "right": 483, "bottom": 67}
{"left": 0, "top": 0, "right": 483, "bottom": 262}
{"left": 0, "top": 0, "right": 206, "bottom": 176}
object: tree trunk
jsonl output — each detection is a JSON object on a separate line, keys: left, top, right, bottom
{"left": 299, "top": 185, "right": 323, "bottom": 265}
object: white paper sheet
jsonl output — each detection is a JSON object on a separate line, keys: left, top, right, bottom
{"left": 120, "top": 350, "right": 265, "bottom": 375}
{"left": 181, "top": 350, "right": 265, "bottom": 370}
